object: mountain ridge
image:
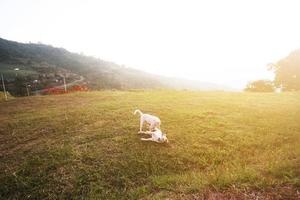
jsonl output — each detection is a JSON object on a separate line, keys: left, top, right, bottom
{"left": 0, "top": 37, "right": 233, "bottom": 95}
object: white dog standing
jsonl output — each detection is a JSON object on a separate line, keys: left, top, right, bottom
{"left": 134, "top": 109, "right": 161, "bottom": 132}
{"left": 140, "top": 127, "right": 169, "bottom": 143}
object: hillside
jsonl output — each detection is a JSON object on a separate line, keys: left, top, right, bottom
{"left": 0, "top": 91, "right": 299, "bottom": 199}
{"left": 0, "top": 38, "right": 229, "bottom": 95}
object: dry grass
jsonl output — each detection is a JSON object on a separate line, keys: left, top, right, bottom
{"left": 0, "top": 91, "right": 13, "bottom": 102}
{"left": 0, "top": 90, "right": 299, "bottom": 199}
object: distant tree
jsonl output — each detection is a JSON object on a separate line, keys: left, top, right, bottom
{"left": 13, "top": 76, "right": 27, "bottom": 96}
{"left": 244, "top": 80, "right": 274, "bottom": 92}
{"left": 268, "top": 49, "right": 300, "bottom": 91}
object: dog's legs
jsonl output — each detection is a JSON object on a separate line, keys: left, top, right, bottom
{"left": 150, "top": 122, "right": 160, "bottom": 131}
{"left": 144, "top": 131, "right": 153, "bottom": 135}
{"left": 141, "top": 138, "right": 154, "bottom": 142}
{"left": 149, "top": 123, "right": 154, "bottom": 131}
{"left": 138, "top": 131, "right": 146, "bottom": 134}
{"left": 138, "top": 131, "right": 153, "bottom": 135}
{"left": 138, "top": 118, "right": 144, "bottom": 133}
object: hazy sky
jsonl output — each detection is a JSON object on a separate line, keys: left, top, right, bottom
{"left": 1, "top": 0, "right": 300, "bottom": 89}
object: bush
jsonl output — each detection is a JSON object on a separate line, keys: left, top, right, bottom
{"left": 244, "top": 80, "right": 275, "bottom": 92}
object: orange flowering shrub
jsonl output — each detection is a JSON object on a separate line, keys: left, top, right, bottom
{"left": 42, "top": 85, "right": 88, "bottom": 95}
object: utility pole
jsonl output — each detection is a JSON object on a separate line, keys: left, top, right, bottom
{"left": 1, "top": 74, "right": 8, "bottom": 101}
{"left": 26, "top": 85, "right": 30, "bottom": 96}
{"left": 63, "top": 75, "right": 67, "bottom": 92}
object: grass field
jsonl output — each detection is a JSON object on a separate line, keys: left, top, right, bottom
{"left": 0, "top": 90, "right": 299, "bottom": 199}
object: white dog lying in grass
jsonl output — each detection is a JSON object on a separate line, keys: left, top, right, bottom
{"left": 139, "top": 127, "right": 169, "bottom": 143}
{"left": 134, "top": 109, "right": 161, "bottom": 132}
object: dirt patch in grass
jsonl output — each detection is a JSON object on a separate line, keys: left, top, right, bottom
{"left": 143, "top": 185, "right": 300, "bottom": 200}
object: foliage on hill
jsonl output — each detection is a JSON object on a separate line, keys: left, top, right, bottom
{"left": 0, "top": 37, "right": 162, "bottom": 92}
{"left": 0, "top": 37, "right": 230, "bottom": 96}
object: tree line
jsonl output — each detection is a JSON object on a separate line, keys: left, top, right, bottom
{"left": 245, "top": 49, "right": 300, "bottom": 92}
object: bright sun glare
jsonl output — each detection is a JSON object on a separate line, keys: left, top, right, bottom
{"left": 1, "top": 0, "right": 300, "bottom": 89}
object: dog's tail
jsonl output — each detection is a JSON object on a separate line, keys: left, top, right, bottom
{"left": 134, "top": 109, "right": 143, "bottom": 116}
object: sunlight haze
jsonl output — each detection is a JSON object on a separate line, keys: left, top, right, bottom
{"left": 1, "top": 0, "right": 300, "bottom": 89}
